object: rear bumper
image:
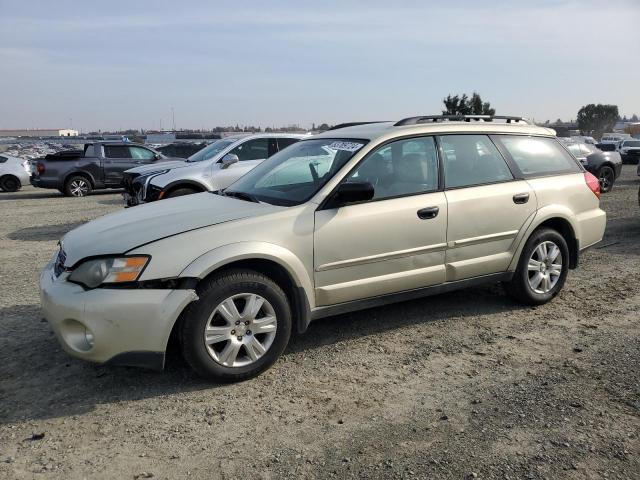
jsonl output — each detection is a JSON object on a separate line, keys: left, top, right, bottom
{"left": 576, "top": 208, "right": 607, "bottom": 251}
{"left": 614, "top": 162, "right": 623, "bottom": 179}
{"left": 621, "top": 152, "right": 640, "bottom": 164}
{"left": 30, "top": 175, "right": 59, "bottom": 189}
{"left": 40, "top": 260, "right": 197, "bottom": 369}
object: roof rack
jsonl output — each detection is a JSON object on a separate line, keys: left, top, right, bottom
{"left": 394, "top": 115, "right": 530, "bottom": 126}
{"left": 327, "top": 121, "right": 388, "bottom": 131}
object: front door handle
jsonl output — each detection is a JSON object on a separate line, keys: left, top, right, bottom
{"left": 417, "top": 206, "right": 439, "bottom": 220}
{"left": 513, "top": 192, "right": 530, "bottom": 204}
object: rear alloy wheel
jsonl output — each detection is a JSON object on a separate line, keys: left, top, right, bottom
{"left": 64, "top": 176, "right": 92, "bottom": 197}
{"left": 180, "top": 269, "right": 291, "bottom": 382}
{"left": 505, "top": 228, "right": 569, "bottom": 305}
{"left": 527, "top": 241, "right": 563, "bottom": 294}
{"left": 597, "top": 166, "right": 615, "bottom": 193}
{"left": 0, "top": 175, "right": 20, "bottom": 192}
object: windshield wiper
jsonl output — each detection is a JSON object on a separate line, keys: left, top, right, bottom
{"left": 222, "top": 189, "right": 260, "bottom": 203}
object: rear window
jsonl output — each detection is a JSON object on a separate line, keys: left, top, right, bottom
{"left": 494, "top": 136, "right": 580, "bottom": 177}
{"left": 277, "top": 137, "right": 300, "bottom": 150}
{"left": 104, "top": 145, "right": 131, "bottom": 158}
{"left": 85, "top": 145, "right": 97, "bottom": 157}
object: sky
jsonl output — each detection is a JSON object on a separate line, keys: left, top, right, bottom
{"left": 0, "top": 0, "right": 639, "bottom": 132}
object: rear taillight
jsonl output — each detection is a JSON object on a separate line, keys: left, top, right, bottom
{"left": 584, "top": 171, "right": 600, "bottom": 199}
{"left": 36, "top": 162, "right": 45, "bottom": 174}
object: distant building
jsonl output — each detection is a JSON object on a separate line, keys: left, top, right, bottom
{"left": 0, "top": 128, "right": 79, "bottom": 138}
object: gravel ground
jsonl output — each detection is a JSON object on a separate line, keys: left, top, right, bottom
{"left": 0, "top": 169, "right": 638, "bottom": 479}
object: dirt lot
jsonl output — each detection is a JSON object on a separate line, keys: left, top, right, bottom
{"left": 0, "top": 168, "right": 638, "bottom": 479}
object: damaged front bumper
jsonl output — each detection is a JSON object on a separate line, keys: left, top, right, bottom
{"left": 40, "top": 260, "right": 197, "bottom": 370}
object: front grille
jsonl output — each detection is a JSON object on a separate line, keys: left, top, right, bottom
{"left": 54, "top": 249, "right": 67, "bottom": 277}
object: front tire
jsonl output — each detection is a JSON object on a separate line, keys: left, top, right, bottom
{"left": 505, "top": 228, "right": 569, "bottom": 305}
{"left": 166, "top": 187, "right": 198, "bottom": 198}
{"left": 180, "top": 269, "right": 292, "bottom": 382}
{"left": 597, "top": 165, "right": 615, "bottom": 193}
{"left": 64, "top": 175, "right": 92, "bottom": 197}
{"left": 0, "top": 175, "right": 21, "bottom": 192}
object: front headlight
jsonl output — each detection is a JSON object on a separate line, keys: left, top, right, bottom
{"left": 68, "top": 256, "right": 150, "bottom": 288}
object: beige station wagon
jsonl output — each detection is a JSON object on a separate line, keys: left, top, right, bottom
{"left": 40, "top": 115, "right": 606, "bottom": 382}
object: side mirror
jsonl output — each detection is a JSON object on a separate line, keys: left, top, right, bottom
{"left": 154, "top": 153, "right": 162, "bottom": 160}
{"left": 327, "top": 181, "right": 374, "bottom": 208}
{"left": 221, "top": 153, "right": 239, "bottom": 169}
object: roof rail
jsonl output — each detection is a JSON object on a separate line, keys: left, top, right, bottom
{"left": 394, "top": 115, "right": 530, "bottom": 127}
{"left": 327, "top": 121, "right": 388, "bottom": 131}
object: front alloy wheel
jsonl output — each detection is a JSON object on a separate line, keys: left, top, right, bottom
{"left": 204, "top": 293, "right": 278, "bottom": 367}
{"left": 180, "top": 269, "right": 291, "bottom": 382}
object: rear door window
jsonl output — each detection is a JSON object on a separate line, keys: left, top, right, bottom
{"left": 230, "top": 138, "right": 269, "bottom": 161}
{"left": 493, "top": 136, "right": 580, "bottom": 177}
{"left": 439, "top": 135, "right": 513, "bottom": 189}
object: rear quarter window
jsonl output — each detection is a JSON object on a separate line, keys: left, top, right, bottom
{"left": 84, "top": 145, "right": 95, "bottom": 156}
{"left": 494, "top": 136, "right": 580, "bottom": 177}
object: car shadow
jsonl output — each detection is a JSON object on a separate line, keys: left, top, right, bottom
{"left": 0, "top": 189, "right": 123, "bottom": 201}
{"left": 0, "top": 191, "right": 63, "bottom": 200}
{"left": 8, "top": 222, "right": 86, "bottom": 241}
{"left": 0, "top": 284, "right": 519, "bottom": 424}
{"left": 286, "top": 283, "right": 517, "bottom": 355}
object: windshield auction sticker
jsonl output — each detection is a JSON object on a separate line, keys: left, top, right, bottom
{"left": 328, "top": 141, "right": 364, "bottom": 152}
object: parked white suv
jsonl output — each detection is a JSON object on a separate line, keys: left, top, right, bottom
{"left": 40, "top": 115, "right": 606, "bottom": 382}
{"left": 122, "top": 133, "right": 306, "bottom": 206}
{"left": 0, "top": 154, "right": 31, "bottom": 192}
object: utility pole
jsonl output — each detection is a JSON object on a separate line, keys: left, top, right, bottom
{"left": 171, "top": 107, "right": 176, "bottom": 131}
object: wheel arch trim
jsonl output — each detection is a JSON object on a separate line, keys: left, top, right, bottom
{"left": 179, "top": 240, "right": 314, "bottom": 311}
{"left": 509, "top": 207, "right": 580, "bottom": 271}
{"left": 159, "top": 179, "right": 209, "bottom": 196}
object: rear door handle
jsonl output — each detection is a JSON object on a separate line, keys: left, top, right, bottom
{"left": 417, "top": 206, "right": 439, "bottom": 220}
{"left": 513, "top": 193, "right": 530, "bottom": 204}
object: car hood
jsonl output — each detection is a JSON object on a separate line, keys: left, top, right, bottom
{"left": 61, "top": 193, "right": 284, "bottom": 267}
{"left": 125, "top": 159, "right": 191, "bottom": 175}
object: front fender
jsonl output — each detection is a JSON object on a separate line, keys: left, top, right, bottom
{"left": 179, "top": 241, "right": 316, "bottom": 309}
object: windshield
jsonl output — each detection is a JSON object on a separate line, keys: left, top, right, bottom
{"left": 187, "top": 138, "right": 238, "bottom": 162}
{"left": 624, "top": 141, "right": 640, "bottom": 147}
{"left": 224, "top": 138, "right": 367, "bottom": 206}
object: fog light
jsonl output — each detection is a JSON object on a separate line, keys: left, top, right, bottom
{"left": 84, "top": 328, "right": 95, "bottom": 348}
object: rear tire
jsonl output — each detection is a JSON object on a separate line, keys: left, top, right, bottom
{"left": 504, "top": 228, "right": 569, "bottom": 305}
{"left": 0, "top": 175, "right": 21, "bottom": 192}
{"left": 64, "top": 175, "right": 92, "bottom": 197}
{"left": 166, "top": 187, "right": 198, "bottom": 198}
{"left": 597, "top": 165, "right": 615, "bottom": 193}
{"left": 180, "top": 269, "right": 292, "bottom": 382}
